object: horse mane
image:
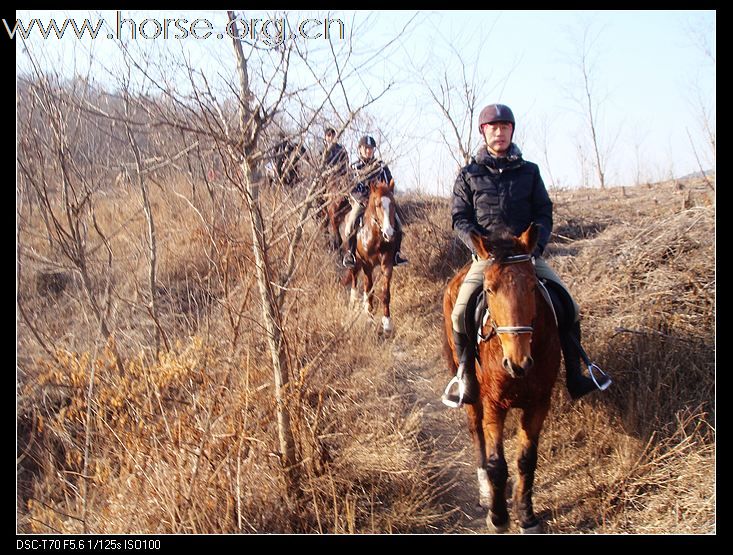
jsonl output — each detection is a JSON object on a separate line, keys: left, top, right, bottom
{"left": 372, "top": 179, "right": 393, "bottom": 196}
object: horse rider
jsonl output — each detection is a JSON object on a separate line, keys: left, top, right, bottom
{"left": 272, "top": 131, "right": 306, "bottom": 187}
{"left": 342, "top": 135, "right": 409, "bottom": 269}
{"left": 443, "top": 103, "right": 612, "bottom": 406}
{"left": 321, "top": 126, "right": 350, "bottom": 178}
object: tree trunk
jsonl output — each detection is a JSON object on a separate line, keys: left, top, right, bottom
{"left": 228, "top": 11, "right": 299, "bottom": 491}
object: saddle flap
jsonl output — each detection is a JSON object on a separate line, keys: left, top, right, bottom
{"left": 463, "top": 287, "right": 488, "bottom": 346}
{"left": 541, "top": 279, "right": 572, "bottom": 330}
{"left": 537, "top": 280, "right": 559, "bottom": 327}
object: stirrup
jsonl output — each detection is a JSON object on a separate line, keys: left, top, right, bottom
{"left": 442, "top": 361, "right": 468, "bottom": 408}
{"left": 441, "top": 375, "right": 467, "bottom": 408}
{"left": 342, "top": 253, "right": 356, "bottom": 268}
{"left": 394, "top": 252, "right": 409, "bottom": 266}
{"left": 587, "top": 362, "right": 612, "bottom": 391}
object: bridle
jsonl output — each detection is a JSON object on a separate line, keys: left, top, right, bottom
{"left": 483, "top": 253, "right": 535, "bottom": 337}
{"left": 370, "top": 191, "right": 395, "bottom": 241}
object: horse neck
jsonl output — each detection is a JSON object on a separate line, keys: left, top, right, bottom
{"left": 364, "top": 193, "right": 380, "bottom": 227}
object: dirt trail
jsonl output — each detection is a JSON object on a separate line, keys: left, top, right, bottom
{"left": 392, "top": 343, "right": 494, "bottom": 534}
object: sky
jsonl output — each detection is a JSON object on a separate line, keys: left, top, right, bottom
{"left": 13, "top": 9, "right": 716, "bottom": 196}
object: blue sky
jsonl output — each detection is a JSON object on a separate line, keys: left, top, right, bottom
{"left": 14, "top": 9, "right": 715, "bottom": 195}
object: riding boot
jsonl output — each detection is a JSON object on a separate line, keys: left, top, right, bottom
{"left": 561, "top": 321, "right": 608, "bottom": 400}
{"left": 443, "top": 330, "right": 479, "bottom": 406}
{"left": 392, "top": 225, "right": 409, "bottom": 266}
{"left": 343, "top": 233, "right": 357, "bottom": 268}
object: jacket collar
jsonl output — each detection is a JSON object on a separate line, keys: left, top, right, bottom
{"left": 475, "top": 143, "right": 523, "bottom": 171}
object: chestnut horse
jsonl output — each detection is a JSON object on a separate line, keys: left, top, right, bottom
{"left": 443, "top": 224, "right": 561, "bottom": 533}
{"left": 322, "top": 175, "right": 351, "bottom": 252}
{"left": 344, "top": 178, "right": 398, "bottom": 334}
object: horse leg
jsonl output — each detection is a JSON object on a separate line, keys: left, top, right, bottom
{"left": 515, "top": 400, "right": 551, "bottom": 534}
{"left": 380, "top": 260, "right": 394, "bottom": 333}
{"left": 348, "top": 268, "right": 360, "bottom": 310}
{"left": 482, "top": 406, "right": 510, "bottom": 533}
{"left": 362, "top": 264, "right": 374, "bottom": 315}
{"left": 328, "top": 211, "right": 341, "bottom": 251}
{"left": 464, "top": 403, "right": 490, "bottom": 508}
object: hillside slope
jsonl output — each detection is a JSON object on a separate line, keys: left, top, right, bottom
{"left": 17, "top": 177, "right": 714, "bottom": 534}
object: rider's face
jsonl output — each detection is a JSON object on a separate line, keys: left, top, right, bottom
{"left": 360, "top": 145, "right": 374, "bottom": 160}
{"left": 482, "top": 122, "right": 513, "bottom": 156}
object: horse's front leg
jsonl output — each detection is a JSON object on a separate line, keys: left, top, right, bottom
{"left": 379, "top": 258, "right": 394, "bottom": 333}
{"left": 464, "top": 403, "right": 490, "bottom": 508}
{"left": 515, "top": 400, "right": 551, "bottom": 534}
{"left": 482, "top": 405, "right": 510, "bottom": 533}
{"left": 328, "top": 212, "right": 341, "bottom": 251}
{"left": 362, "top": 264, "right": 374, "bottom": 315}
{"left": 347, "top": 259, "right": 361, "bottom": 310}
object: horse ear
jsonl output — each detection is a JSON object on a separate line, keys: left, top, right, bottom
{"left": 519, "top": 223, "right": 539, "bottom": 254}
{"left": 388, "top": 178, "right": 395, "bottom": 192}
{"left": 469, "top": 232, "right": 491, "bottom": 260}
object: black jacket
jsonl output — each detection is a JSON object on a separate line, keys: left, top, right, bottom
{"left": 322, "top": 142, "right": 349, "bottom": 176}
{"left": 452, "top": 144, "right": 552, "bottom": 255}
{"left": 351, "top": 158, "right": 392, "bottom": 202}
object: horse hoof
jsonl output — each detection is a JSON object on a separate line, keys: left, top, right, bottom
{"left": 486, "top": 513, "right": 509, "bottom": 534}
{"left": 382, "top": 316, "right": 394, "bottom": 334}
{"left": 520, "top": 522, "right": 544, "bottom": 534}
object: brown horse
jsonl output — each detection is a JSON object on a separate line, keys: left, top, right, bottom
{"left": 344, "top": 178, "right": 398, "bottom": 334}
{"left": 321, "top": 175, "right": 351, "bottom": 252}
{"left": 443, "top": 223, "right": 561, "bottom": 533}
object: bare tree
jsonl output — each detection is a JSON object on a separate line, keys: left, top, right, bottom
{"left": 219, "top": 10, "right": 403, "bottom": 496}
{"left": 17, "top": 60, "right": 125, "bottom": 374}
{"left": 536, "top": 114, "right": 558, "bottom": 190}
{"left": 17, "top": 9, "right": 417, "bottom": 530}
{"left": 412, "top": 19, "right": 518, "bottom": 170}
{"left": 563, "top": 21, "right": 618, "bottom": 189}
{"left": 683, "top": 13, "right": 715, "bottom": 190}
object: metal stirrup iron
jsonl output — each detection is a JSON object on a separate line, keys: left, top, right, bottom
{"left": 442, "top": 363, "right": 466, "bottom": 408}
{"left": 587, "top": 362, "right": 612, "bottom": 391}
{"left": 571, "top": 333, "right": 612, "bottom": 391}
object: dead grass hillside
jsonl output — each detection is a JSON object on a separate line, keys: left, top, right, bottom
{"left": 17, "top": 175, "right": 715, "bottom": 534}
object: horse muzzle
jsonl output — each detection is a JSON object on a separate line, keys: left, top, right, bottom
{"left": 502, "top": 356, "right": 534, "bottom": 378}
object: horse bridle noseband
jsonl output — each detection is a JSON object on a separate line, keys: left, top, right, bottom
{"left": 484, "top": 254, "right": 535, "bottom": 336}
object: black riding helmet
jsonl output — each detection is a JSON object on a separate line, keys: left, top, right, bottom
{"left": 358, "top": 135, "right": 377, "bottom": 148}
{"left": 478, "top": 104, "right": 515, "bottom": 139}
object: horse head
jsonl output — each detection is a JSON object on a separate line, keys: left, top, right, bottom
{"left": 470, "top": 223, "right": 540, "bottom": 378}
{"left": 368, "top": 178, "right": 396, "bottom": 242}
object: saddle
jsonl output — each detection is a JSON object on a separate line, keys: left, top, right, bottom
{"left": 463, "top": 279, "right": 564, "bottom": 351}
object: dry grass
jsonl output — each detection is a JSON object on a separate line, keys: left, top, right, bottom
{"left": 17, "top": 175, "right": 715, "bottom": 534}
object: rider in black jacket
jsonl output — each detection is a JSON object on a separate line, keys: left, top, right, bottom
{"left": 443, "top": 103, "right": 611, "bottom": 407}
{"left": 342, "top": 135, "right": 409, "bottom": 268}
{"left": 321, "top": 127, "right": 349, "bottom": 177}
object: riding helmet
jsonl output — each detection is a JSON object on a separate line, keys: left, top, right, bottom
{"left": 359, "top": 135, "right": 377, "bottom": 148}
{"left": 478, "top": 104, "right": 515, "bottom": 133}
